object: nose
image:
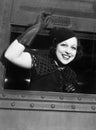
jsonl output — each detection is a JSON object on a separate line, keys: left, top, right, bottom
{"left": 65, "top": 51, "right": 70, "bottom": 55}
{"left": 64, "top": 47, "right": 71, "bottom": 54}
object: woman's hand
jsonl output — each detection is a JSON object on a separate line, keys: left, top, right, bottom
{"left": 65, "top": 84, "right": 76, "bottom": 93}
{"left": 17, "top": 12, "right": 52, "bottom": 46}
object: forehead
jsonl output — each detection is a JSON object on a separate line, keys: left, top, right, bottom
{"left": 59, "top": 37, "right": 77, "bottom": 46}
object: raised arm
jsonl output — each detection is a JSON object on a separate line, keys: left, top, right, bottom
{"left": 4, "top": 12, "right": 52, "bottom": 69}
{"left": 4, "top": 39, "right": 32, "bottom": 69}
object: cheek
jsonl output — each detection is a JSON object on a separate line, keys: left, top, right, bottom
{"left": 73, "top": 50, "right": 77, "bottom": 57}
{"left": 56, "top": 46, "right": 64, "bottom": 53}
{"left": 56, "top": 45, "right": 62, "bottom": 53}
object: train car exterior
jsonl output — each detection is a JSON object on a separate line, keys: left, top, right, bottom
{"left": 0, "top": 0, "right": 96, "bottom": 129}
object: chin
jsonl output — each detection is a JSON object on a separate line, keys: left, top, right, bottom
{"left": 61, "top": 60, "right": 72, "bottom": 65}
{"left": 60, "top": 61, "right": 69, "bottom": 65}
{"left": 62, "top": 62, "right": 69, "bottom": 65}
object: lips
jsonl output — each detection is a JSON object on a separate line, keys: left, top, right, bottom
{"left": 62, "top": 54, "right": 71, "bottom": 60}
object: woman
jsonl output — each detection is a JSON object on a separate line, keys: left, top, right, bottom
{"left": 4, "top": 13, "right": 82, "bottom": 92}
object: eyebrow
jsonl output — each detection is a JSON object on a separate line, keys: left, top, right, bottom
{"left": 61, "top": 42, "right": 77, "bottom": 47}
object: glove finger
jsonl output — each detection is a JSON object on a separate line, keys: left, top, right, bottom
{"left": 65, "top": 84, "right": 76, "bottom": 92}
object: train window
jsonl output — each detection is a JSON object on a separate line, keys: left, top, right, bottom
{"left": 3, "top": 25, "right": 96, "bottom": 94}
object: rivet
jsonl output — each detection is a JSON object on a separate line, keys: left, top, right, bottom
{"left": 11, "top": 102, "right": 15, "bottom": 107}
{"left": 30, "top": 103, "right": 34, "bottom": 108}
{"left": 77, "top": 97, "right": 82, "bottom": 101}
{"left": 51, "top": 104, "right": 55, "bottom": 108}
{"left": 91, "top": 106, "right": 96, "bottom": 110}
{"left": 41, "top": 95, "right": 45, "bottom": 99}
{"left": 21, "top": 95, "right": 25, "bottom": 98}
{"left": 59, "top": 96, "right": 64, "bottom": 100}
{"left": 2, "top": 93, "right": 6, "bottom": 98}
{"left": 71, "top": 105, "right": 76, "bottom": 109}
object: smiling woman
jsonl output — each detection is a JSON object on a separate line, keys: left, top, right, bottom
{"left": 56, "top": 37, "right": 77, "bottom": 65}
{"left": 4, "top": 12, "right": 83, "bottom": 93}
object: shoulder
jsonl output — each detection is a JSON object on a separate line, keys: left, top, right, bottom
{"left": 25, "top": 48, "right": 51, "bottom": 67}
{"left": 25, "top": 49, "right": 57, "bottom": 75}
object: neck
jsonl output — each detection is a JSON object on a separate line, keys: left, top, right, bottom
{"left": 54, "top": 60, "right": 65, "bottom": 70}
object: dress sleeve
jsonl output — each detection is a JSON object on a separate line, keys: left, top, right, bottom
{"left": 24, "top": 48, "right": 57, "bottom": 76}
{"left": 24, "top": 48, "right": 37, "bottom": 67}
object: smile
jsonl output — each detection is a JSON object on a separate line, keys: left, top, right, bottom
{"left": 62, "top": 54, "right": 71, "bottom": 60}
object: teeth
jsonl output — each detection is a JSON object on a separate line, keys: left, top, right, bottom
{"left": 62, "top": 54, "right": 70, "bottom": 59}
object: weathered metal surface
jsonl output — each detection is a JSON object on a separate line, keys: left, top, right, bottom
{"left": 10, "top": 0, "right": 96, "bottom": 33}
{"left": 0, "top": 91, "right": 96, "bottom": 129}
{"left": 0, "top": 91, "right": 96, "bottom": 113}
{"left": 0, "top": 0, "right": 14, "bottom": 90}
{"left": 0, "top": 109, "right": 96, "bottom": 130}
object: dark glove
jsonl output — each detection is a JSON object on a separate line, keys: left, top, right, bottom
{"left": 62, "top": 67, "right": 79, "bottom": 93}
{"left": 65, "top": 83, "right": 76, "bottom": 93}
{"left": 17, "top": 12, "right": 52, "bottom": 46}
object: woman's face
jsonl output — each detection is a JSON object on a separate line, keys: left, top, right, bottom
{"left": 56, "top": 37, "right": 77, "bottom": 65}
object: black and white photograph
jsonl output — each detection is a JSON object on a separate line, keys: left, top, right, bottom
{"left": 0, "top": 0, "right": 96, "bottom": 129}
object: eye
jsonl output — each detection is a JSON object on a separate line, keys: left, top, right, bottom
{"left": 71, "top": 46, "right": 77, "bottom": 50}
{"left": 60, "top": 43, "right": 67, "bottom": 47}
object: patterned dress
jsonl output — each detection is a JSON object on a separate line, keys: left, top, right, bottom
{"left": 25, "top": 49, "right": 79, "bottom": 92}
